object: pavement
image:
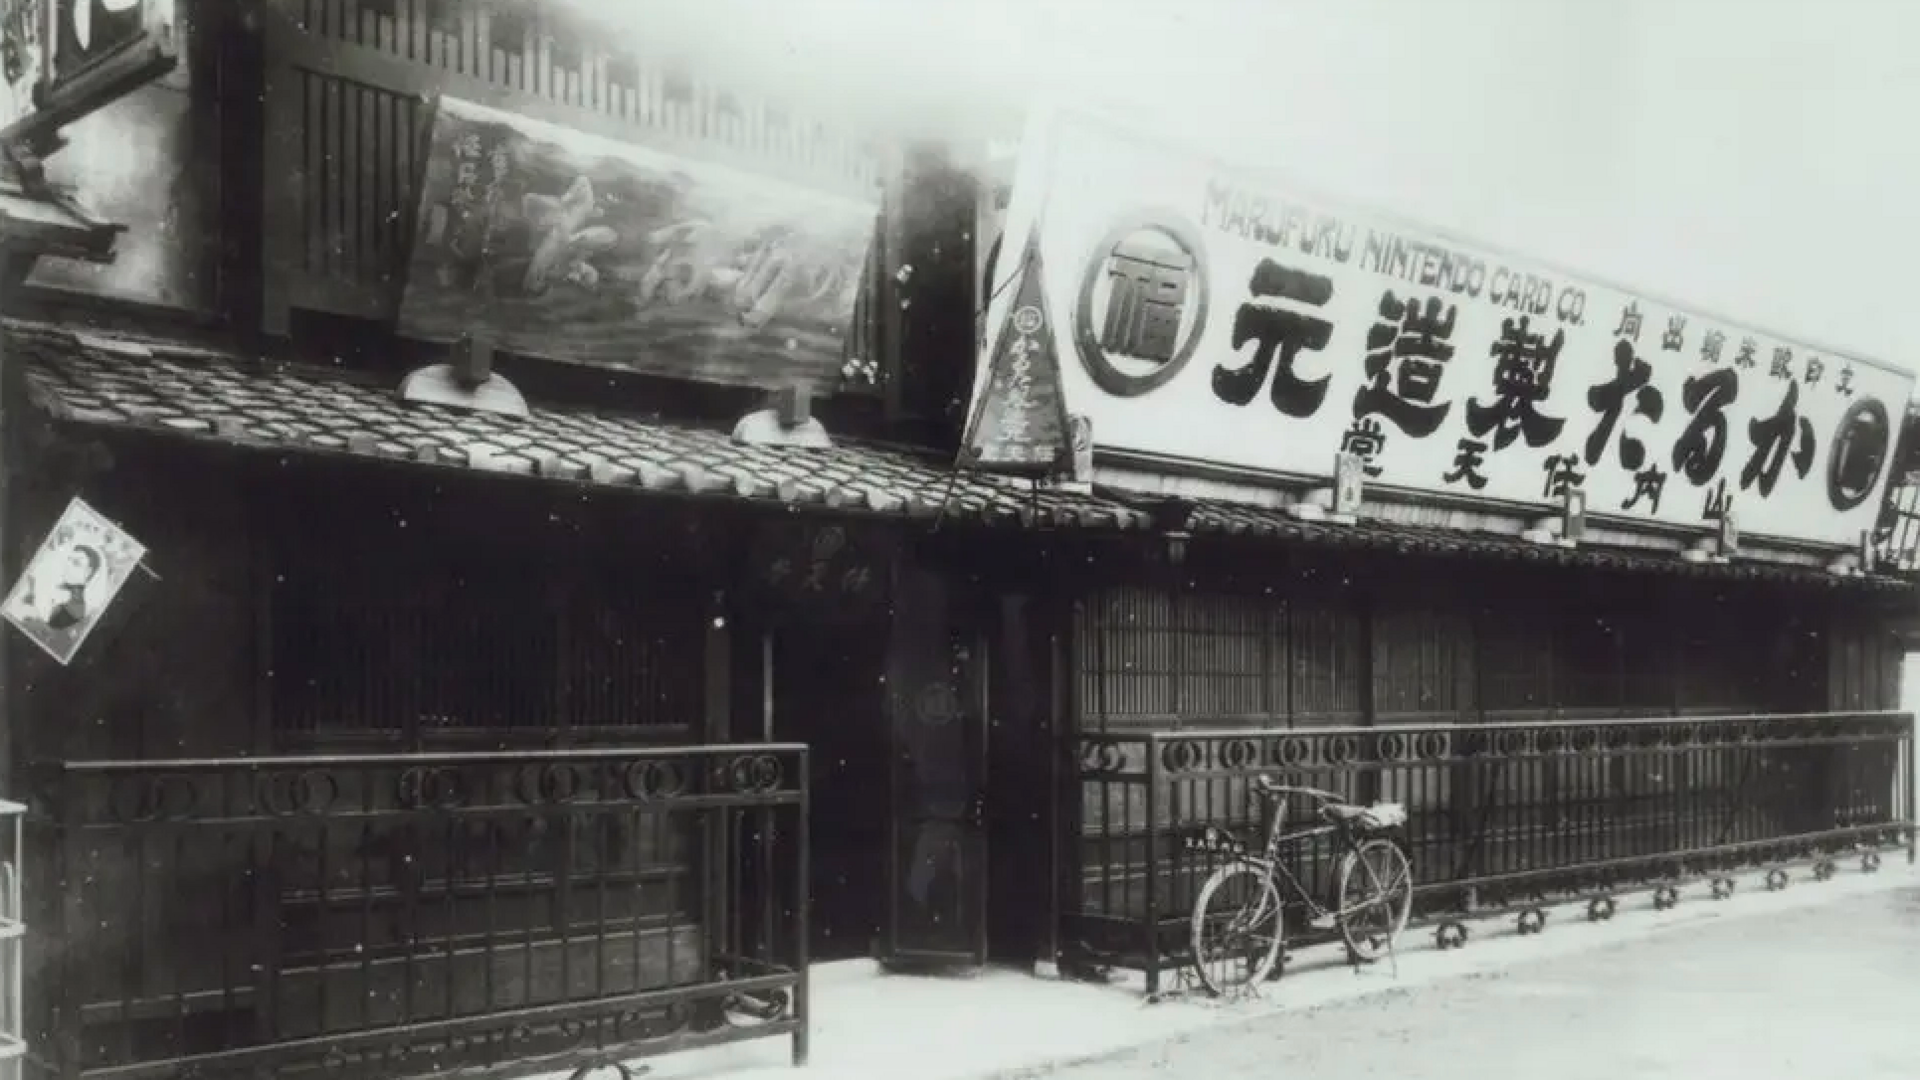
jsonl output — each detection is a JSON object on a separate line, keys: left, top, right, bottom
{"left": 1030, "top": 867, "right": 1920, "bottom": 1079}
{"left": 580, "top": 853, "right": 1918, "bottom": 1080}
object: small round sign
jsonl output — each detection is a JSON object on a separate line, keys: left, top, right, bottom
{"left": 1012, "top": 305, "right": 1045, "bottom": 336}
{"left": 1827, "top": 396, "right": 1892, "bottom": 512}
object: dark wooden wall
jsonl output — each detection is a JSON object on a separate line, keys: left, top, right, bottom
{"left": 4, "top": 435, "right": 260, "bottom": 765}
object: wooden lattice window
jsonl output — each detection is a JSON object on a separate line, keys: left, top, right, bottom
{"left": 270, "top": 558, "right": 703, "bottom": 743}
{"left": 1074, "top": 585, "right": 1361, "bottom": 731}
{"left": 1371, "top": 600, "right": 1473, "bottom": 718}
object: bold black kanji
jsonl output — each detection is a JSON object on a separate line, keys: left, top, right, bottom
{"left": 1670, "top": 368, "right": 1740, "bottom": 486}
{"left": 1442, "top": 438, "right": 1490, "bottom": 490}
{"left": 1739, "top": 380, "right": 1818, "bottom": 498}
{"left": 1585, "top": 340, "right": 1667, "bottom": 470}
{"left": 1465, "top": 316, "right": 1566, "bottom": 452}
{"left": 1353, "top": 290, "right": 1457, "bottom": 437}
{"left": 1213, "top": 259, "right": 1335, "bottom": 418}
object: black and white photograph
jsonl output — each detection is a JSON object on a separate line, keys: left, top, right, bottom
{"left": 2, "top": 1, "right": 1919, "bottom": 1079}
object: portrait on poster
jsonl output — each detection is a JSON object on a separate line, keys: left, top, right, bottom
{"left": 2, "top": 499, "right": 147, "bottom": 666}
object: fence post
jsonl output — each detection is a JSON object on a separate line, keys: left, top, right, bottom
{"left": 792, "top": 745, "right": 810, "bottom": 1067}
{"left": 0, "top": 800, "right": 23, "bottom": 1080}
{"left": 1143, "top": 738, "right": 1161, "bottom": 998}
{"left": 1906, "top": 714, "right": 1916, "bottom": 866}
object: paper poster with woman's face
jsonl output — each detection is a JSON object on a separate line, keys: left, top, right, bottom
{"left": 2, "top": 498, "right": 146, "bottom": 666}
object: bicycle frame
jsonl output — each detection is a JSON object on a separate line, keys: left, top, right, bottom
{"left": 1233, "top": 786, "right": 1402, "bottom": 925}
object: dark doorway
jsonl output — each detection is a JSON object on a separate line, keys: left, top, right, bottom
{"left": 768, "top": 619, "right": 890, "bottom": 962}
{"left": 984, "top": 593, "right": 1051, "bottom": 966}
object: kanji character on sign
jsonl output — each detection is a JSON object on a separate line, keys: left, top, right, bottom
{"left": 1353, "top": 290, "right": 1458, "bottom": 438}
{"left": 1622, "top": 466, "right": 1668, "bottom": 514}
{"left": 1739, "top": 380, "right": 1818, "bottom": 498}
{"left": 1733, "top": 337, "right": 1758, "bottom": 369}
{"left": 1465, "top": 316, "right": 1567, "bottom": 452}
{"left": 1769, "top": 346, "right": 1793, "bottom": 380}
{"left": 1699, "top": 328, "right": 1726, "bottom": 365}
{"left": 1442, "top": 438, "right": 1490, "bottom": 490}
{"left": 1340, "top": 417, "right": 1388, "bottom": 478}
{"left": 1837, "top": 361, "right": 1856, "bottom": 396}
{"left": 1102, "top": 237, "right": 1194, "bottom": 364}
{"left": 1213, "top": 259, "right": 1335, "bottom": 418}
{"left": 1670, "top": 368, "right": 1740, "bottom": 487}
{"left": 1662, "top": 314, "right": 1686, "bottom": 352}
{"left": 1702, "top": 477, "right": 1732, "bottom": 521}
{"left": 1803, "top": 355, "right": 1826, "bottom": 386}
{"left": 1615, "top": 302, "right": 1643, "bottom": 341}
{"left": 1585, "top": 340, "right": 1667, "bottom": 470}
{"left": 1542, "top": 453, "right": 1586, "bottom": 499}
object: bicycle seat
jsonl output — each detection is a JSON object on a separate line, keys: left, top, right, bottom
{"left": 1325, "top": 801, "right": 1409, "bottom": 830}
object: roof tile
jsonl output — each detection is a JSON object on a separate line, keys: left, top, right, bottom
{"left": 7, "top": 318, "right": 1908, "bottom": 594}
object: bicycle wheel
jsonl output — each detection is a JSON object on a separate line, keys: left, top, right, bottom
{"left": 1335, "top": 838, "right": 1412, "bottom": 963}
{"left": 1189, "top": 862, "right": 1284, "bottom": 996}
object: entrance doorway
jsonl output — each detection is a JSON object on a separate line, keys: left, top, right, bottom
{"left": 765, "top": 620, "right": 890, "bottom": 962}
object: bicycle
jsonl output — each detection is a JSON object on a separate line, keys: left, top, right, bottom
{"left": 1186, "top": 774, "right": 1413, "bottom": 997}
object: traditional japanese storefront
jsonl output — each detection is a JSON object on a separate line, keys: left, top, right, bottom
{"left": 960, "top": 106, "right": 1920, "bottom": 990}
{"left": 0, "top": 3, "right": 1094, "bottom": 1078}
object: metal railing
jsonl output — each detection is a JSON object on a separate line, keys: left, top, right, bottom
{"left": 1068, "top": 711, "right": 1916, "bottom": 995}
{"left": 0, "top": 800, "right": 24, "bottom": 1080}
{"left": 25, "top": 744, "right": 809, "bottom": 1079}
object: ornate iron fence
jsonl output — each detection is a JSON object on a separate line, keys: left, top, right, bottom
{"left": 1068, "top": 712, "right": 1916, "bottom": 995}
{"left": 24, "top": 744, "right": 809, "bottom": 1079}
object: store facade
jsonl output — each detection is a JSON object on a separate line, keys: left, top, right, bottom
{"left": 0, "top": 3, "right": 1915, "bottom": 1079}
{"left": 0, "top": 3, "right": 1096, "bottom": 1078}
{"left": 960, "top": 107, "right": 1920, "bottom": 990}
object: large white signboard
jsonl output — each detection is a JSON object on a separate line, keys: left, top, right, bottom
{"left": 978, "top": 108, "right": 1913, "bottom": 549}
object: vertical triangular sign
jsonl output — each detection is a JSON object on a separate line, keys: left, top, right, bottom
{"left": 957, "top": 236, "right": 1072, "bottom": 476}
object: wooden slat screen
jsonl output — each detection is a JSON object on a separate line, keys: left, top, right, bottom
{"left": 1074, "top": 586, "right": 1363, "bottom": 731}
{"left": 1372, "top": 600, "right": 1473, "bottom": 720}
{"left": 271, "top": 558, "right": 703, "bottom": 743}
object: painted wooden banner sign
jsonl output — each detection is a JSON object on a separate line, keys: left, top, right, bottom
{"left": 972, "top": 106, "right": 1916, "bottom": 548}
{"left": 397, "top": 95, "right": 878, "bottom": 394}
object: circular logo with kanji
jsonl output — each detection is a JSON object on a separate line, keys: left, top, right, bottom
{"left": 1827, "top": 396, "right": 1893, "bottom": 512}
{"left": 1074, "top": 211, "right": 1210, "bottom": 398}
{"left": 1012, "top": 305, "right": 1045, "bottom": 335}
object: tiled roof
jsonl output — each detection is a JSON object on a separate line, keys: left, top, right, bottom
{"left": 6, "top": 319, "right": 1146, "bottom": 530}
{"left": 7, "top": 318, "right": 1910, "bottom": 594}
{"left": 1182, "top": 501, "right": 1911, "bottom": 590}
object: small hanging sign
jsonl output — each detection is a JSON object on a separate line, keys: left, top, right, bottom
{"left": 957, "top": 234, "right": 1072, "bottom": 476}
{"left": 2, "top": 496, "right": 148, "bottom": 666}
